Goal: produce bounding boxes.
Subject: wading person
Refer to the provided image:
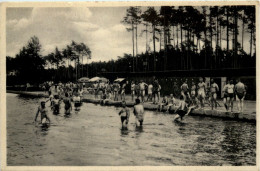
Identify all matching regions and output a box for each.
[34,101,51,127]
[63,93,72,115]
[52,95,61,114]
[133,98,145,127]
[197,77,207,109]
[210,79,219,110]
[235,78,247,113]
[118,101,130,128]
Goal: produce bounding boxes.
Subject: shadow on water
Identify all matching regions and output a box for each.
[120,127,129,136]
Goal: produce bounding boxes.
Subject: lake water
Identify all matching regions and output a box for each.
[7,93,256,166]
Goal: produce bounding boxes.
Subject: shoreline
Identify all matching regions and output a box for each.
[7,90,256,122]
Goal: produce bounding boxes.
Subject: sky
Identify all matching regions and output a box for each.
[6,7,253,63]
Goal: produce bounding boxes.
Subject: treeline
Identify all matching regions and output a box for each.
[121,6,256,71]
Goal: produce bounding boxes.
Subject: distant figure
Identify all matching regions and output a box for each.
[190,81,198,106]
[131,81,136,101]
[210,79,219,110]
[135,82,140,99]
[121,82,126,101]
[147,82,153,102]
[133,98,145,127]
[173,95,195,122]
[226,79,235,112]
[222,81,229,111]
[235,78,247,113]
[63,93,72,115]
[152,79,160,104]
[113,82,120,101]
[197,77,207,109]
[52,95,61,114]
[34,101,51,127]
[118,101,130,128]
[73,93,81,111]
[139,80,148,102]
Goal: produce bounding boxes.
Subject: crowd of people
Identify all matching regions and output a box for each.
[34,77,247,128]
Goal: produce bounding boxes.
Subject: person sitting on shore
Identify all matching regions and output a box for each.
[166,94,176,113]
[173,95,195,122]
[118,101,130,129]
[158,95,168,112]
[34,101,51,127]
[133,98,145,127]
[63,92,72,115]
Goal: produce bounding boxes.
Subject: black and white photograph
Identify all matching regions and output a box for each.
[1,1,258,169]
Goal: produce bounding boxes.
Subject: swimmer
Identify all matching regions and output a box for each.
[63,92,72,115]
[190,81,198,106]
[197,77,207,109]
[121,82,126,101]
[147,82,153,102]
[222,81,229,111]
[34,101,51,127]
[52,95,61,114]
[210,79,219,110]
[235,78,246,113]
[118,101,130,128]
[139,80,148,103]
[173,95,195,122]
[133,98,145,127]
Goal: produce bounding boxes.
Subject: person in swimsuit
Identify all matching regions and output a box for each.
[133,98,145,127]
[197,77,207,109]
[235,78,247,113]
[190,81,198,106]
[34,101,51,127]
[131,81,136,101]
[226,79,235,112]
[73,93,81,111]
[63,93,72,115]
[222,81,229,111]
[139,80,148,103]
[158,95,168,112]
[181,80,190,102]
[210,79,219,110]
[166,94,176,113]
[152,79,160,104]
[147,82,153,102]
[113,82,120,101]
[135,82,140,99]
[173,95,195,122]
[118,101,130,128]
[52,95,61,114]
[121,83,126,101]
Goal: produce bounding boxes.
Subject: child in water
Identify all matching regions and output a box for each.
[118,101,130,128]
[63,93,72,115]
[73,93,81,111]
[173,95,195,122]
[34,101,51,127]
[52,95,61,114]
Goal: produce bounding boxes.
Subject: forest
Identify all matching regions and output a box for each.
[7,6,256,85]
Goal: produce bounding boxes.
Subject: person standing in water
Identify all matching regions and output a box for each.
[131,81,136,101]
[197,77,207,109]
[235,78,247,113]
[34,101,51,127]
[133,98,145,127]
[63,93,72,115]
[73,92,81,111]
[118,101,130,128]
[210,79,219,110]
